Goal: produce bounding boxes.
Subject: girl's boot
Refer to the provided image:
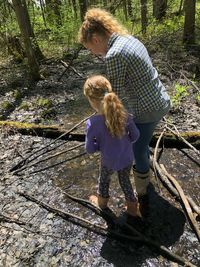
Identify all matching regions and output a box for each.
[125,200,140,217]
[89,195,109,209]
[97,195,109,209]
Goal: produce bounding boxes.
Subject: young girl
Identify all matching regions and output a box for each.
[83,75,140,218]
[79,8,171,216]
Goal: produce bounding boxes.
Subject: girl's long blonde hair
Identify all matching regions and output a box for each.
[79,8,128,44]
[83,75,128,138]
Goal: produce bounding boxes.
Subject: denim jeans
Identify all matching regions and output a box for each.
[133,121,159,173]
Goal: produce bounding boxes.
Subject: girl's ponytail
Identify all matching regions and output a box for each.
[103,92,127,138]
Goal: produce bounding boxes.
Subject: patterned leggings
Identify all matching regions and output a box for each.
[97,164,137,202]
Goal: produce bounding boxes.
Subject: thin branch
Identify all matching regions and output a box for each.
[152,127,166,193]
[150,156,200,217]
[164,122,200,156]
[13,143,84,174]
[160,164,200,242]
[17,191,197,267]
[0,213,32,226]
[10,113,95,172]
[17,152,87,175]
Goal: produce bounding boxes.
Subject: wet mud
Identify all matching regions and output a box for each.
[0,51,200,266]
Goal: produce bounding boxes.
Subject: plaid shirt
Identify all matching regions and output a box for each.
[106,33,170,122]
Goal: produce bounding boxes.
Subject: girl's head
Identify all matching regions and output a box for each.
[79,8,128,56]
[83,75,128,138]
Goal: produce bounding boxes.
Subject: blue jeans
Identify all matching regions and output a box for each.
[133,121,159,173]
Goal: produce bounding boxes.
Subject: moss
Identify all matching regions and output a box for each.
[2,101,13,110]
[19,102,30,111]
[35,98,53,108]
[13,89,22,100]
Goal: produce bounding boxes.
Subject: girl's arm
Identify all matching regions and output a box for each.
[85,119,99,153]
[127,117,140,143]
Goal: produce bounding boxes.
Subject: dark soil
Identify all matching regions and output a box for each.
[0,46,199,266]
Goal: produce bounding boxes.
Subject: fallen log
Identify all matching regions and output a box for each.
[1,120,200,149]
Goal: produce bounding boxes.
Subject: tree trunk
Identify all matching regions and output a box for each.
[12,0,40,80]
[71,0,78,18]
[45,0,62,26]
[127,0,133,21]
[140,0,148,34]
[183,0,196,45]
[153,0,168,20]
[122,0,128,21]
[79,0,87,21]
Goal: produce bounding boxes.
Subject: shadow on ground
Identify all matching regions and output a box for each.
[100,183,186,267]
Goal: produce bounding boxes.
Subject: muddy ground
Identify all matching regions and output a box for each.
[0,46,200,267]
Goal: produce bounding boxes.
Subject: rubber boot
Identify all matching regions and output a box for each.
[133,168,150,217]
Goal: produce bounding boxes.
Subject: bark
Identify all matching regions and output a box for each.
[140,0,148,34]
[79,0,87,21]
[183,0,196,45]
[1,120,200,149]
[12,0,41,80]
[153,0,168,20]
[45,0,62,26]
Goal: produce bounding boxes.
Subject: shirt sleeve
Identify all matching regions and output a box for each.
[85,119,99,154]
[106,53,127,99]
[127,117,140,143]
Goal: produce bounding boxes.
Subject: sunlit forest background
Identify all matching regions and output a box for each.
[0,0,199,77]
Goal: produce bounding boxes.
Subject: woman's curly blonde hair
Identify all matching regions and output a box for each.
[83,75,128,138]
[79,8,129,44]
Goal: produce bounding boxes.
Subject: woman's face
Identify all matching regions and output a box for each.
[84,34,108,56]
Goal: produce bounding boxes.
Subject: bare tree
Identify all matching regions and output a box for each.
[140,0,148,34]
[153,0,168,20]
[12,0,40,80]
[45,0,62,26]
[79,0,87,21]
[183,0,196,45]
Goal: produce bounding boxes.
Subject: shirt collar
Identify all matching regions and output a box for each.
[107,33,119,49]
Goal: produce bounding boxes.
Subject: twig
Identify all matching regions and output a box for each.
[58,46,83,81]
[153,127,166,193]
[26,152,86,175]
[17,191,197,267]
[0,213,32,226]
[150,156,200,217]
[180,71,200,93]
[165,123,200,156]
[13,143,84,174]
[10,113,95,172]
[60,60,85,78]
[160,164,200,242]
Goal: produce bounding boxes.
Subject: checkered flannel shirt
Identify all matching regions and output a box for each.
[106,33,170,120]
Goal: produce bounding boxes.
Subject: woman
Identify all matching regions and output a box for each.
[79,8,171,216]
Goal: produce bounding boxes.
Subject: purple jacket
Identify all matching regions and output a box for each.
[85,114,139,171]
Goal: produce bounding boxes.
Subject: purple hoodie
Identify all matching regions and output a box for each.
[85,114,139,171]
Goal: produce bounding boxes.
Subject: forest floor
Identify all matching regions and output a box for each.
[0,41,200,267]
